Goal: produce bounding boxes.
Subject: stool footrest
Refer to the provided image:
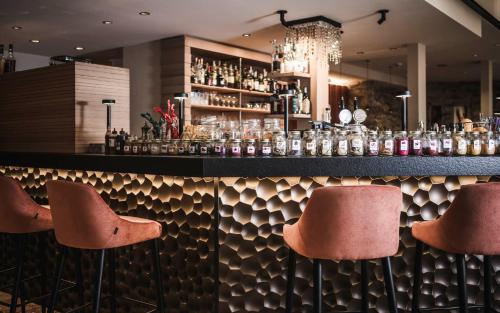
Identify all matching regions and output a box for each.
[419,304,485,311]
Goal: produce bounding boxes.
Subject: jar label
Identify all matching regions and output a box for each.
[429,140,437,151]
[352,139,362,148]
[338,140,348,151]
[189,146,196,153]
[161,145,168,153]
[321,140,331,154]
[443,139,452,149]
[109,139,115,147]
[214,145,221,153]
[262,146,271,154]
[150,147,158,153]
[132,146,139,153]
[306,142,315,150]
[400,140,408,151]
[385,140,393,150]
[124,146,130,152]
[473,140,481,150]
[369,141,378,151]
[201,146,208,154]
[247,146,255,154]
[276,141,286,149]
[413,140,421,150]
[458,140,466,150]
[232,146,241,153]
[292,139,301,150]
[178,147,185,153]
[489,139,495,150]
[142,146,148,152]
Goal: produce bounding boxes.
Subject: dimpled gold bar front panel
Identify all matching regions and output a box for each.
[218,176,500,313]
[0,166,216,313]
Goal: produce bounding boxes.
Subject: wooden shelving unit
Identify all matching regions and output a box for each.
[268,71,311,79]
[191,104,270,114]
[191,83,273,97]
[266,113,311,120]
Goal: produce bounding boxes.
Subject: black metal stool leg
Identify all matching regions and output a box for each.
[109,248,117,313]
[456,254,468,313]
[92,249,106,313]
[484,255,492,313]
[382,256,398,313]
[151,238,165,313]
[48,245,68,313]
[10,234,25,313]
[39,232,48,313]
[285,248,296,313]
[74,249,85,312]
[412,240,423,313]
[313,259,322,313]
[361,260,369,313]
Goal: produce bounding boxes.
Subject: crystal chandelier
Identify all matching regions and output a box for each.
[278,10,343,67]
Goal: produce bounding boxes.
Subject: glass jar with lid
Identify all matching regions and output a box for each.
[394,131,409,156]
[188,140,200,155]
[496,131,500,155]
[468,131,481,156]
[200,140,212,155]
[272,131,287,156]
[243,139,257,157]
[262,118,281,141]
[123,137,132,155]
[199,121,220,140]
[229,139,242,157]
[423,131,438,156]
[242,119,262,141]
[481,131,496,155]
[178,139,189,155]
[379,131,394,156]
[440,131,453,156]
[318,130,332,156]
[287,131,302,156]
[366,130,379,156]
[260,139,272,156]
[220,121,240,140]
[160,140,169,155]
[453,131,467,156]
[409,131,423,156]
[150,139,161,155]
[141,139,150,155]
[132,138,142,155]
[349,130,364,156]
[168,139,180,155]
[303,130,317,156]
[213,139,227,156]
[336,130,349,156]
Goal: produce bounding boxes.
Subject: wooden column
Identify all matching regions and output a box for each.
[310,58,330,121]
[407,43,427,130]
[480,60,493,116]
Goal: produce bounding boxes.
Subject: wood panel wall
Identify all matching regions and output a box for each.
[0,62,130,153]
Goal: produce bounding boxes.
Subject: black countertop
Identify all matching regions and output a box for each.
[0,152,499,177]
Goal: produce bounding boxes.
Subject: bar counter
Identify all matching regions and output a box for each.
[1,152,500,313]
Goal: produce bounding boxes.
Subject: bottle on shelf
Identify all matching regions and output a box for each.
[0,44,5,75]
[5,44,16,73]
[105,126,112,154]
[302,87,311,115]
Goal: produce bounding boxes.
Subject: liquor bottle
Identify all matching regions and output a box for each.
[0,45,5,75]
[272,47,281,73]
[115,128,126,155]
[211,61,217,86]
[205,64,212,86]
[291,80,302,114]
[5,44,16,73]
[108,128,118,155]
[223,63,229,87]
[217,67,225,87]
[234,66,240,89]
[302,87,311,115]
[246,67,253,90]
[258,72,264,92]
[253,69,259,91]
[228,64,235,88]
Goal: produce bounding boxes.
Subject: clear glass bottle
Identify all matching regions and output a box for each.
[272,130,287,156]
[243,139,257,157]
[260,139,272,156]
[409,131,423,156]
[394,131,409,156]
[336,130,349,156]
[229,139,242,157]
[366,130,379,156]
[379,131,394,156]
[349,130,364,156]
[319,130,332,156]
[468,131,481,156]
[423,131,438,156]
[482,131,496,155]
[213,139,227,156]
[287,131,302,156]
[303,130,317,156]
[453,131,467,156]
[440,131,453,156]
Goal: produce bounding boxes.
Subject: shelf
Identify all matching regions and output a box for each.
[268,72,311,79]
[191,83,273,97]
[266,113,312,120]
[191,104,270,114]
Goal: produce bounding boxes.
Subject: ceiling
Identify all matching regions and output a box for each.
[1,0,499,82]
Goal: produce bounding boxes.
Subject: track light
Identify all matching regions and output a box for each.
[377,9,389,25]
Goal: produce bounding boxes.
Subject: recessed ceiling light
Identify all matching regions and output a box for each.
[102,20,113,25]
[29,39,40,43]
[473,53,478,57]
[75,46,85,51]
[139,11,151,16]
[242,33,251,37]
[12,26,22,30]
[495,43,500,47]
[356,51,364,55]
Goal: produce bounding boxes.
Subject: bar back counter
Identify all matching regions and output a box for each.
[1,153,499,313]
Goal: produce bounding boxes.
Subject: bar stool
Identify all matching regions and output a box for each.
[411,182,500,313]
[46,180,166,313]
[0,175,53,313]
[283,185,402,313]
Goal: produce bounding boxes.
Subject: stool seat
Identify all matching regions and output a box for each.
[110,215,162,249]
[0,175,53,233]
[412,182,500,255]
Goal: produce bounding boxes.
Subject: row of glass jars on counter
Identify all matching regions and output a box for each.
[123,129,500,157]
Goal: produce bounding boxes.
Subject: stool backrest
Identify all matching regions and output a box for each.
[296,185,401,260]
[47,180,121,249]
[434,182,500,254]
[0,175,45,233]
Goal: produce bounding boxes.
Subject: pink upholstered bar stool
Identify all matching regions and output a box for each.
[283,185,402,313]
[0,175,53,313]
[411,182,500,313]
[46,180,165,313]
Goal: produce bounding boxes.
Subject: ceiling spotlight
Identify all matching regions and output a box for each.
[75,46,85,51]
[29,39,40,43]
[473,53,478,57]
[377,9,389,25]
[242,33,251,37]
[12,26,22,30]
[496,43,500,47]
[139,11,151,16]
[102,20,113,25]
